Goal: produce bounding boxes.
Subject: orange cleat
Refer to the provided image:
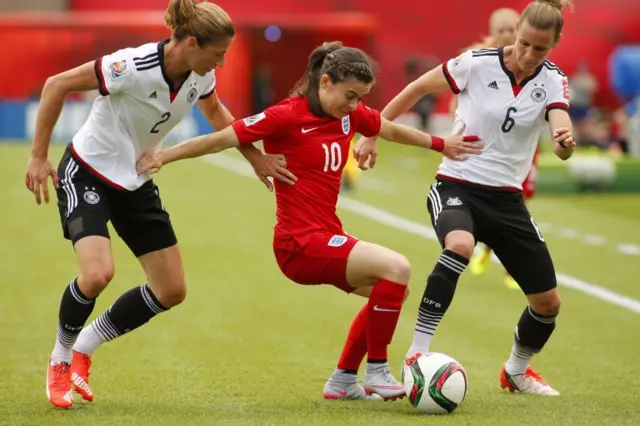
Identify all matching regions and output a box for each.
[46,361,74,408]
[71,351,94,402]
[500,364,559,396]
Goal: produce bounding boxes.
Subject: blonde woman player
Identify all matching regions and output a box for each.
[451,8,541,290]
[26,0,295,408]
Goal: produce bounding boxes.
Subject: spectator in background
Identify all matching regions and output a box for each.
[610,45,640,157]
[569,61,597,139]
[405,56,438,132]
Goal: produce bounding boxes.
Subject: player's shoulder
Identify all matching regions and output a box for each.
[542,59,567,80]
[104,42,160,77]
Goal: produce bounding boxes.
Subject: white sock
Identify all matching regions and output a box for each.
[365,362,389,374]
[50,340,73,364]
[72,324,106,356]
[504,341,535,376]
[331,368,357,384]
[406,332,432,359]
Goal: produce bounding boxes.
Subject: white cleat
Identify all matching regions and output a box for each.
[500,365,560,396]
[323,376,382,400]
[364,363,406,400]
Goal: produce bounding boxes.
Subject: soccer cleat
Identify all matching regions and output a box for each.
[500,364,560,396]
[323,378,382,400]
[504,274,520,290]
[364,364,406,400]
[46,361,74,408]
[469,249,492,276]
[71,351,94,402]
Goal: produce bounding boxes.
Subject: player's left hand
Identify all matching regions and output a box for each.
[553,127,575,149]
[252,153,297,192]
[354,136,378,170]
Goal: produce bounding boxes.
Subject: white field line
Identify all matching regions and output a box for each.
[201,154,640,314]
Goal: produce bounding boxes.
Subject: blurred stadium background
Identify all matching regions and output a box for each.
[1,1,639,424]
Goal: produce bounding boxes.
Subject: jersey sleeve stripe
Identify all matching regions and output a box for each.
[441,63,461,94]
[544,102,569,121]
[94,58,109,96]
[133,52,158,61]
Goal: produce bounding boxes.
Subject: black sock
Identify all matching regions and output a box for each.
[515,305,557,352]
[57,278,96,353]
[414,250,468,341]
[505,306,558,375]
[92,284,167,342]
[366,358,387,364]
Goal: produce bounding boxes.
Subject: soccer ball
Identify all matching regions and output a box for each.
[403,352,468,414]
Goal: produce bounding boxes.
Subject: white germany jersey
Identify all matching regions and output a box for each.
[72,40,216,190]
[439,47,569,190]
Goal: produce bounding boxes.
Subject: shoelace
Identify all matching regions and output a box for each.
[52,363,71,391]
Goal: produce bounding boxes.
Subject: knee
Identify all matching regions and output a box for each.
[79,265,115,298]
[154,279,187,309]
[385,254,412,284]
[531,292,562,317]
[444,231,475,259]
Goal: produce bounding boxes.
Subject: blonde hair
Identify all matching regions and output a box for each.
[462,8,520,51]
[165,0,235,45]
[521,0,574,41]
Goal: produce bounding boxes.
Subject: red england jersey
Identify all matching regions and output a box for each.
[232,97,381,238]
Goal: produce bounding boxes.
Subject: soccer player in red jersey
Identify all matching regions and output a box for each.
[137,41,482,400]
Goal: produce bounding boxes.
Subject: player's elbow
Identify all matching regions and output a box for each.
[42,75,70,97]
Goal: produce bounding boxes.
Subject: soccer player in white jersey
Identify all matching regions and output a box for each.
[356,0,575,396]
[24,0,296,409]
[450,8,538,290]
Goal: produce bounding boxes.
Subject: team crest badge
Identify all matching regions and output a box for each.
[531,87,546,103]
[83,190,100,205]
[109,60,130,80]
[341,115,350,135]
[328,235,348,247]
[446,197,462,206]
[243,112,266,126]
[187,87,198,103]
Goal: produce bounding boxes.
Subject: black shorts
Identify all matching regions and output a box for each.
[426,178,556,295]
[56,144,177,257]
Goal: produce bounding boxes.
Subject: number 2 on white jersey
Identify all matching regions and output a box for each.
[322,142,342,172]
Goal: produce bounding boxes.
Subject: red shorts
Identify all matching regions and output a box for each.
[273,232,359,293]
[522,148,540,200]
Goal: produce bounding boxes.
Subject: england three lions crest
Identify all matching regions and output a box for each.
[342,115,350,135]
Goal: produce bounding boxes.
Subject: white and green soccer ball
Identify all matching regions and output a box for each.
[403,352,468,414]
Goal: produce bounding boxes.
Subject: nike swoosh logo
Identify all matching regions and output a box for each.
[301,127,318,134]
[373,305,399,312]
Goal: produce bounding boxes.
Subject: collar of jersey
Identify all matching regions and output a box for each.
[157,39,192,94]
[498,46,544,88]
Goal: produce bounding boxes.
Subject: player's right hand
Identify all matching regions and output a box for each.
[443,124,483,161]
[136,152,163,175]
[25,155,59,205]
[354,136,378,170]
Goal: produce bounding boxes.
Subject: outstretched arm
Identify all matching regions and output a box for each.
[376,118,482,161]
[136,126,243,175]
[198,92,264,164]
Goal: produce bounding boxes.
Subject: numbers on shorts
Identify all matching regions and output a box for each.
[150,112,171,134]
[322,142,342,172]
[501,107,517,133]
